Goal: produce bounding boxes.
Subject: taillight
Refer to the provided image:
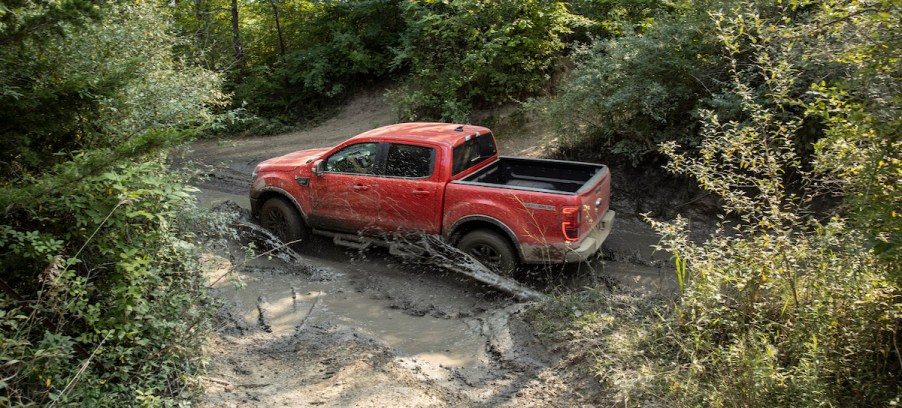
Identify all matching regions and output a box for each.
[561,206,580,241]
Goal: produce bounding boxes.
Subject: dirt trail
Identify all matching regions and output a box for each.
[187,90,678,407]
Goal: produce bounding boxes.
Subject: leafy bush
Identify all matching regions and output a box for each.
[0,157,215,406]
[0,3,225,174]
[216,0,405,122]
[537,2,900,405]
[804,0,901,277]
[391,0,587,122]
[543,6,725,164]
[0,3,226,405]
[569,0,675,38]
[647,4,899,405]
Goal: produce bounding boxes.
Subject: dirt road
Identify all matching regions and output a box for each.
[186,90,677,407]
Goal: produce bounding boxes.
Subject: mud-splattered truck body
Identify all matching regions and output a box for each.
[250,122,614,271]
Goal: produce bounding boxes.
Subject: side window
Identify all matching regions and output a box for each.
[384,143,436,178]
[325,143,378,174]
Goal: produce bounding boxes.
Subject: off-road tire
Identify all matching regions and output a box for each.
[457,229,518,277]
[259,197,308,249]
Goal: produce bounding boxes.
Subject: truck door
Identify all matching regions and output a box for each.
[370,142,443,235]
[308,142,380,233]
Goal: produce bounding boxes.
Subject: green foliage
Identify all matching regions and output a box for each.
[244,0,405,120]
[0,0,106,44]
[636,3,900,405]
[0,2,226,174]
[545,0,838,165]
[538,1,900,405]
[0,2,226,405]
[389,0,588,122]
[166,0,678,126]
[180,0,587,123]
[168,0,405,124]
[569,0,675,38]
[0,158,215,406]
[804,0,901,275]
[281,1,404,96]
[544,7,723,164]
[649,218,898,406]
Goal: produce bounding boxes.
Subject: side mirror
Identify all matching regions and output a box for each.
[312,159,325,176]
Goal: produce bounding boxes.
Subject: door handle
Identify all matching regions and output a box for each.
[353,185,369,191]
[412,190,430,196]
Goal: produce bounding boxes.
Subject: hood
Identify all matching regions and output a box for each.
[255,148,330,173]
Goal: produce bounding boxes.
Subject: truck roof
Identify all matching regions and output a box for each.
[347,122,492,147]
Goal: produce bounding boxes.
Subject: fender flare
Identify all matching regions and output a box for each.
[254,186,309,222]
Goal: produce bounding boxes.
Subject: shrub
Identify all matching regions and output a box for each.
[543,6,724,165]
[0,156,215,406]
[0,3,225,174]
[539,2,900,405]
[391,0,587,122]
[642,4,901,405]
[0,3,226,405]
[223,0,405,122]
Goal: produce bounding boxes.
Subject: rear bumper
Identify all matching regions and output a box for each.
[520,210,615,264]
[564,210,615,262]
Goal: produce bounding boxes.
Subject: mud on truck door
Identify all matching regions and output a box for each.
[369,142,443,234]
[309,142,380,232]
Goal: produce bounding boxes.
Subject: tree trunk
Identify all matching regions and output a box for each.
[193,0,212,66]
[268,0,286,58]
[230,0,245,80]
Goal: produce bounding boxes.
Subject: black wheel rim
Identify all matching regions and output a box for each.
[262,207,289,242]
[467,243,503,270]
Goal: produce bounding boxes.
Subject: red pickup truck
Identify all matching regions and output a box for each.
[250,123,614,274]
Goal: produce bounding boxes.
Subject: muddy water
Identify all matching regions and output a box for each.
[197,188,490,368]
[212,270,487,367]
[194,188,250,209]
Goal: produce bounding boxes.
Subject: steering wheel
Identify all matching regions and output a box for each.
[356,154,372,168]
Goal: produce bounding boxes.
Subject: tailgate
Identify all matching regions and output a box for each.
[577,166,611,237]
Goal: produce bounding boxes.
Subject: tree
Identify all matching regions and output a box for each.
[544,6,723,164]
[231,0,245,79]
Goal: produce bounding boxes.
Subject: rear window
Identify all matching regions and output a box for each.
[452,133,497,175]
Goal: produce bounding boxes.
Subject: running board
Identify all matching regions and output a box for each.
[313,229,374,250]
[333,235,372,250]
[388,243,427,258]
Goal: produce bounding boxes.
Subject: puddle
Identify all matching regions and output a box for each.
[195,187,489,368]
[194,188,250,210]
[212,269,487,368]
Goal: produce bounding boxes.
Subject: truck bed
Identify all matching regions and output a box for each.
[454,156,605,194]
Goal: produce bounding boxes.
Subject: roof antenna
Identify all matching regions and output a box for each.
[454,125,465,132]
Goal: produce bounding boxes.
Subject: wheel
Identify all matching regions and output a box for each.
[457,229,518,276]
[259,197,308,248]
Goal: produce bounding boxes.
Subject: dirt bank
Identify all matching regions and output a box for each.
[185,90,679,407]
